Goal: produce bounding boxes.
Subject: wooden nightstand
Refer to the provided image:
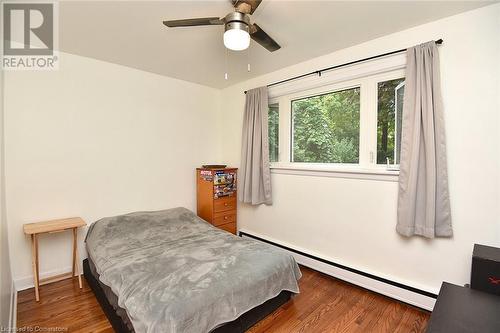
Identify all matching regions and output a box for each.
[23,217,86,301]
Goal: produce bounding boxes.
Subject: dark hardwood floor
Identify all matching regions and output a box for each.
[17,266,429,332]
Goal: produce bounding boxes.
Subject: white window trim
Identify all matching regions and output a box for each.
[268,55,406,181]
[268,53,406,99]
[270,163,399,182]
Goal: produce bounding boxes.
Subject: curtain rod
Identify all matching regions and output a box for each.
[244,39,443,94]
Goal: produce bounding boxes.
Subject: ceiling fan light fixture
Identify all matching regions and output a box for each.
[223,21,250,51]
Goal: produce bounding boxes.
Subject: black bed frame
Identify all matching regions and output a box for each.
[83,259,291,333]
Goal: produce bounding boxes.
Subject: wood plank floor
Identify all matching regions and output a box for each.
[18,266,429,332]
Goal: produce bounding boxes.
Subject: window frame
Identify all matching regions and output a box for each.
[393,80,406,165]
[269,68,405,180]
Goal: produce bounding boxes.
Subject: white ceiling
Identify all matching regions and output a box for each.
[60,1,495,88]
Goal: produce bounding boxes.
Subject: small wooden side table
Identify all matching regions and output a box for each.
[23,217,86,301]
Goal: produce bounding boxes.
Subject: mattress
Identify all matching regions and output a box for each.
[84,257,293,333]
[85,207,301,333]
[87,255,135,331]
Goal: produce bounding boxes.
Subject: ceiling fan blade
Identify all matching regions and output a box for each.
[250,23,280,52]
[163,17,223,28]
[231,0,262,15]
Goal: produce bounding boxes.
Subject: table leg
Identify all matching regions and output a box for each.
[31,234,40,301]
[72,228,76,277]
[72,228,82,289]
[35,235,39,284]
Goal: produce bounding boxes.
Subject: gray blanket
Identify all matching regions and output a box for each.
[85,207,301,333]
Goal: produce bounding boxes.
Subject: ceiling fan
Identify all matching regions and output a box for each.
[163,0,280,52]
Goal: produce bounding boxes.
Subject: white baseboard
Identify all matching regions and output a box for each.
[14,266,73,291]
[240,230,436,311]
[9,280,17,329]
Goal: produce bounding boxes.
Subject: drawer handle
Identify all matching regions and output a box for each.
[224,203,228,206]
[224,216,228,220]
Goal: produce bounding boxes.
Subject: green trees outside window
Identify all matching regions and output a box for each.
[291,87,360,163]
[268,103,279,162]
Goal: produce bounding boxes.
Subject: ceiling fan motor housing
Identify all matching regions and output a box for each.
[223,11,250,33]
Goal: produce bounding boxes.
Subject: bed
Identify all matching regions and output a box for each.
[84,207,301,333]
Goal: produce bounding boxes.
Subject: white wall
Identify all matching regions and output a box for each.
[4,52,221,288]
[220,4,500,294]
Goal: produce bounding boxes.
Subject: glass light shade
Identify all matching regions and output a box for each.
[223,28,250,51]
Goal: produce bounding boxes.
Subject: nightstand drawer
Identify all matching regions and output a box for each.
[214,197,237,213]
[213,210,236,226]
[218,222,236,235]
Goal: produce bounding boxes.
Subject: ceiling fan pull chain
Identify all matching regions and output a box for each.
[247,41,251,72]
[225,48,229,80]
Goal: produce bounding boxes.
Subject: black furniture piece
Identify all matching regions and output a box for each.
[426,282,500,332]
[471,244,500,295]
[83,259,292,333]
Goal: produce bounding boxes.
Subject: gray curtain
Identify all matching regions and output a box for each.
[396,41,452,238]
[239,86,272,205]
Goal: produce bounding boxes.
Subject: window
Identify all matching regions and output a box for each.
[377,78,405,164]
[268,103,279,162]
[291,87,360,163]
[266,62,405,176]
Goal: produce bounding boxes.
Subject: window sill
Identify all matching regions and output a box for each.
[270,163,399,182]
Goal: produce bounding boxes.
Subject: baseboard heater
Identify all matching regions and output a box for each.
[239,231,437,311]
